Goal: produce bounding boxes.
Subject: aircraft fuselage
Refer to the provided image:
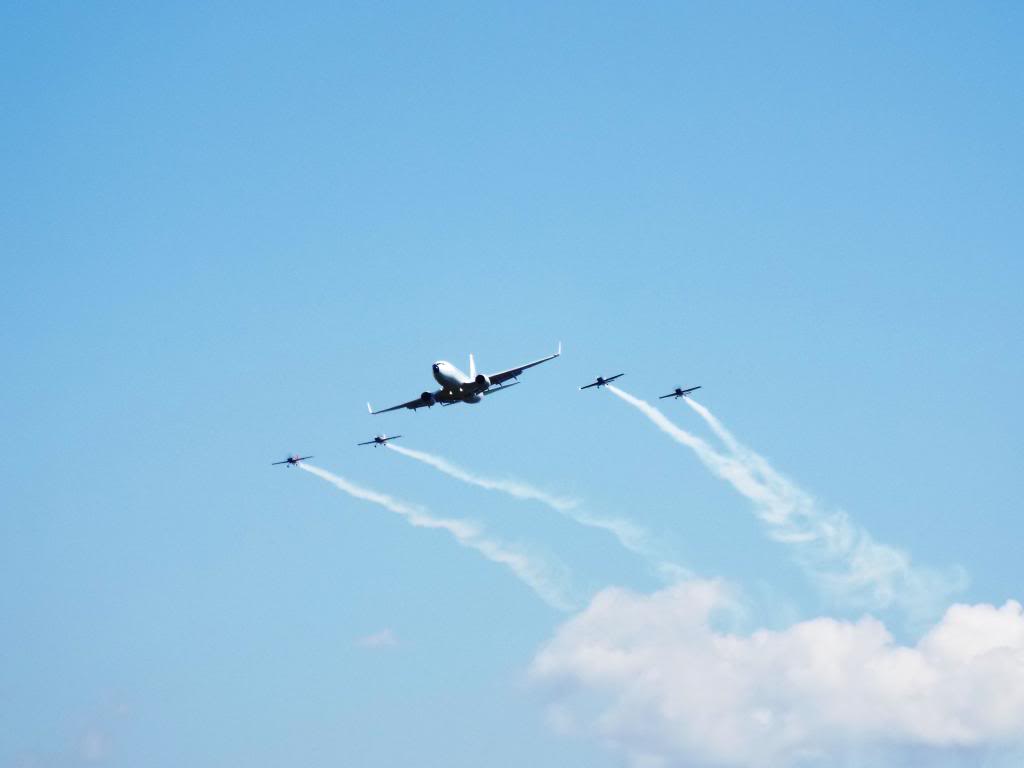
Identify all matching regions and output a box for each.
[369,344,558,415]
[432,361,482,403]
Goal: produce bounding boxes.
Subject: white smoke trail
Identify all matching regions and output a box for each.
[299,463,576,611]
[682,396,803,505]
[387,443,577,510]
[606,386,777,507]
[681,396,744,456]
[607,386,965,619]
[386,443,690,581]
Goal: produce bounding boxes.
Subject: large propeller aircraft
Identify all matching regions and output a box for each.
[367,343,561,415]
[579,373,624,390]
[272,454,313,467]
[659,385,702,399]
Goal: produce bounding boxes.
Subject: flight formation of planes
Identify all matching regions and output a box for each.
[273,343,700,466]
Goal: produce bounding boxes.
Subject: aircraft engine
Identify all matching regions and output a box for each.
[474,374,491,391]
[420,391,436,406]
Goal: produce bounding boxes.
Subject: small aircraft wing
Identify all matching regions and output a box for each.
[486,343,561,387]
[357,439,377,446]
[581,373,624,390]
[273,455,313,465]
[660,385,702,399]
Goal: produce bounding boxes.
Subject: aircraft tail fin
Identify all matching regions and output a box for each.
[469,353,476,379]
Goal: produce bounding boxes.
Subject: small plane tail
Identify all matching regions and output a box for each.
[469,353,476,379]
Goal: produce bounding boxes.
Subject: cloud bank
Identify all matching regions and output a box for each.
[532,581,1024,768]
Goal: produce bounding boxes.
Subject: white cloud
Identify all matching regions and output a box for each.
[531,581,1024,767]
[356,629,399,649]
[79,727,106,763]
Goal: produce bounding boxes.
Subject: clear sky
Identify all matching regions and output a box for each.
[2,3,1022,766]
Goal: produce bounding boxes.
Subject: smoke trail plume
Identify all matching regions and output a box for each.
[299,463,575,611]
[607,386,964,619]
[606,386,772,504]
[386,443,690,580]
[387,443,577,510]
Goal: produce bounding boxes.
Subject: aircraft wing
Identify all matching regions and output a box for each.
[271,460,289,465]
[486,343,561,387]
[482,382,519,396]
[368,397,429,415]
[581,374,625,390]
[368,391,456,415]
[357,440,376,446]
[297,456,313,461]
[661,386,701,399]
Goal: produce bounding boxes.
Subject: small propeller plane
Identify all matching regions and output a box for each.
[580,373,624,390]
[368,343,561,415]
[272,454,313,467]
[659,385,702,400]
[358,434,402,447]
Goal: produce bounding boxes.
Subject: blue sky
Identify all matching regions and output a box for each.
[2,3,1022,766]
